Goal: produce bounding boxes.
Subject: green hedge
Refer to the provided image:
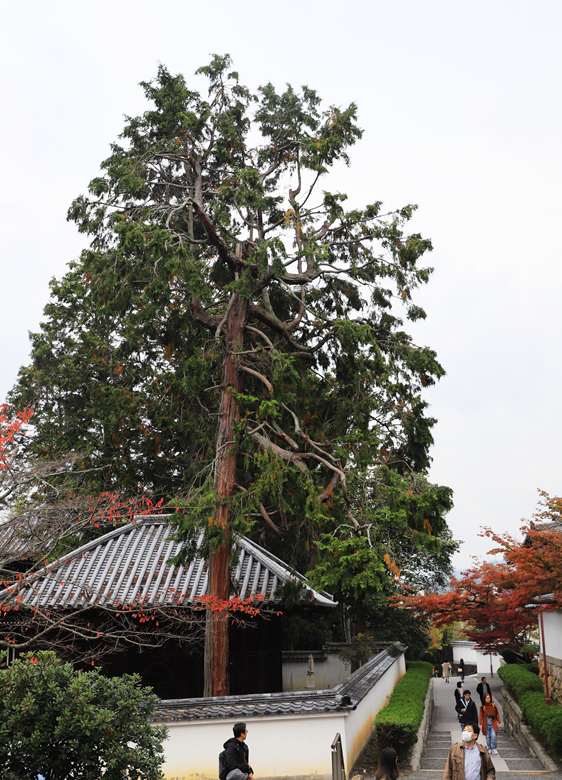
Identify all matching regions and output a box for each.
[373,661,432,760]
[497,664,544,699]
[498,664,562,758]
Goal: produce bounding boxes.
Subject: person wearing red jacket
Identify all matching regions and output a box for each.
[479,693,501,755]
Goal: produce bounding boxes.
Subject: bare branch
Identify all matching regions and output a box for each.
[239,366,273,396]
[259,503,283,537]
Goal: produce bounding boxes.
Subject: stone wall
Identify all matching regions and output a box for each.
[538,655,562,705]
[501,687,558,771]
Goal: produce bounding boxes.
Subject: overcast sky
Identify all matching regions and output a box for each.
[2,0,561,571]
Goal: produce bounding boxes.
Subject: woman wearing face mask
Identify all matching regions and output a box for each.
[443,723,496,780]
[479,693,501,755]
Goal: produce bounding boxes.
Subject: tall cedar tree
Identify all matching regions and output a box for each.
[12,57,452,694]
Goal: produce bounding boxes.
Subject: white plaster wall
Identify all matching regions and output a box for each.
[452,642,501,675]
[542,610,562,662]
[342,652,406,770]
[452,642,478,666]
[282,653,351,691]
[156,650,406,780]
[158,712,345,780]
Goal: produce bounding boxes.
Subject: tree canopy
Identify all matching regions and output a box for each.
[10,55,454,691]
[397,492,562,654]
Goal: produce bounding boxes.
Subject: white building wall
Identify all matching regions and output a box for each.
[343,651,406,769]
[160,712,345,780]
[156,649,406,780]
[541,610,562,662]
[452,641,502,675]
[282,653,351,691]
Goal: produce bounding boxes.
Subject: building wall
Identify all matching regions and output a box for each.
[541,610,562,662]
[344,650,406,770]
[156,647,406,780]
[282,652,351,691]
[539,609,562,705]
[451,642,502,675]
[102,617,282,699]
[161,712,345,780]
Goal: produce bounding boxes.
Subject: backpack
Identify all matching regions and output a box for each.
[219,749,228,780]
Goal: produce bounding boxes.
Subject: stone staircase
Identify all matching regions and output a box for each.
[418,729,546,773]
[419,732,453,771]
[493,731,545,772]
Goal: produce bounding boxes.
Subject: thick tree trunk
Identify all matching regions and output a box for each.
[203,292,248,697]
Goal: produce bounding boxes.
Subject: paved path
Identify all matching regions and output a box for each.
[403,673,561,780]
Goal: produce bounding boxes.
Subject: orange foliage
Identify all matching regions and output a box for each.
[395,492,562,653]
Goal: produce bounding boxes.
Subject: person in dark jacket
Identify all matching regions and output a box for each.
[456,690,478,730]
[476,677,491,704]
[454,681,463,708]
[223,722,254,780]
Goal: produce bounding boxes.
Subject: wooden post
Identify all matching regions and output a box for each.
[539,610,551,706]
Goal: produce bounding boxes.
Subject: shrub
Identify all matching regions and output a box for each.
[0,651,167,780]
[499,663,562,759]
[373,660,432,760]
[497,664,543,699]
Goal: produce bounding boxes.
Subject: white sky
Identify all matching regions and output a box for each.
[2,0,561,571]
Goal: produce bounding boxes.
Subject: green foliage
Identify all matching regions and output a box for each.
[499,664,562,758]
[9,56,454,637]
[421,643,454,667]
[339,632,374,667]
[497,663,544,698]
[519,691,562,757]
[281,609,342,650]
[373,660,432,760]
[0,651,166,779]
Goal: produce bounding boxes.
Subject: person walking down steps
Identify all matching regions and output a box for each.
[443,723,496,780]
[454,681,463,708]
[456,690,478,731]
[479,693,501,756]
[442,661,452,682]
[476,677,491,704]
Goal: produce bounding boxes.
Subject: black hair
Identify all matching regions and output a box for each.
[463,689,471,696]
[457,682,463,689]
[233,723,246,738]
[375,747,399,780]
[464,722,480,737]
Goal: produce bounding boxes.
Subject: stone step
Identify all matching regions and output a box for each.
[420,758,449,770]
[503,759,545,771]
[496,748,533,757]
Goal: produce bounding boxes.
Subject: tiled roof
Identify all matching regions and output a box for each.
[0,516,53,561]
[0,516,335,609]
[155,642,407,721]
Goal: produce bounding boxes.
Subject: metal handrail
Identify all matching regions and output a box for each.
[331,732,346,780]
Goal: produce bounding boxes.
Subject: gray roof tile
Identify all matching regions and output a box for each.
[154,642,407,720]
[0,516,335,609]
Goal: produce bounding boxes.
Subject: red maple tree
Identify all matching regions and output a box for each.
[396,492,562,653]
